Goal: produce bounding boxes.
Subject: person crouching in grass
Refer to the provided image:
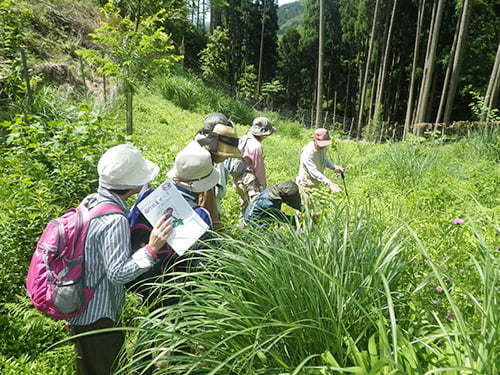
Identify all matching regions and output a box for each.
[243,181,302,228]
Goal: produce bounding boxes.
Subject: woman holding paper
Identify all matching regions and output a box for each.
[127,141,219,306]
[69,144,173,375]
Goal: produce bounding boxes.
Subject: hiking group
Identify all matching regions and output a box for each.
[26,112,345,375]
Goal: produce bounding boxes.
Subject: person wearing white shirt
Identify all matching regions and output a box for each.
[296,128,344,207]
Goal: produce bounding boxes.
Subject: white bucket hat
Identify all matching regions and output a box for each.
[167,141,220,193]
[98,144,159,189]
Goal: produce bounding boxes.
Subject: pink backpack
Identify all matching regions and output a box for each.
[26,201,123,320]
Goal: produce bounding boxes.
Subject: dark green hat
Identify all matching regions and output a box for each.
[269,181,301,210]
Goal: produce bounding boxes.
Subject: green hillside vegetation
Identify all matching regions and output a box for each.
[278,1,304,35]
[1,71,498,373]
[0,0,499,373]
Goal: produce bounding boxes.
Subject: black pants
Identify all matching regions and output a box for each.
[72,318,124,375]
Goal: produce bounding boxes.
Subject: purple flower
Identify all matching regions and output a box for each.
[434,300,442,306]
[458,269,465,274]
[447,310,455,319]
[452,218,464,225]
[435,285,444,292]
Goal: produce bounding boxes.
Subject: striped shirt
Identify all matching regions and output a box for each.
[69,187,155,326]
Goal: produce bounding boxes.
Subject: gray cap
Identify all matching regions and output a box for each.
[249,117,276,137]
[203,112,231,132]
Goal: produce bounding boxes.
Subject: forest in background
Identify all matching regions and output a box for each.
[1,0,499,140]
[0,0,498,373]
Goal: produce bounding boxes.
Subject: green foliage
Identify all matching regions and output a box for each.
[0,0,33,107]
[0,297,69,358]
[78,2,180,88]
[200,26,230,84]
[119,209,411,374]
[0,107,124,303]
[260,79,285,110]
[155,72,256,125]
[237,64,258,101]
[467,89,500,122]
[459,125,500,163]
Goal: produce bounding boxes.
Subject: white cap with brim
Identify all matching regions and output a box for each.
[167,141,220,193]
[98,144,159,190]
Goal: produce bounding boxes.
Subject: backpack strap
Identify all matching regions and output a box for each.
[89,202,125,218]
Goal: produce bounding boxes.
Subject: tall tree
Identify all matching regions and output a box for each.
[404,0,426,137]
[315,0,325,128]
[482,39,500,121]
[414,0,444,128]
[442,0,471,124]
[373,0,398,124]
[356,0,380,138]
[435,4,460,125]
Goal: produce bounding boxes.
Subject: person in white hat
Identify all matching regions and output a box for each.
[195,120,242,230]
[231,116,276,219]
[69,144,173,375]
[167,141,220,227]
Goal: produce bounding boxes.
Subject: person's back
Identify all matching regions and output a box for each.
[69,144,173,375]
[233,117,275,221]
[244,181,302,228]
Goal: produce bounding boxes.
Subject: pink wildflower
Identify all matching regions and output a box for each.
[452,218,464,225]
[434,300,442,306]
[435,285,444,292]
[458,269,465,274]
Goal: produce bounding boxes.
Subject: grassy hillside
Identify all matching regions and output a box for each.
[123,78,499,373]
[0,71,498,373]
[1,0,498,373]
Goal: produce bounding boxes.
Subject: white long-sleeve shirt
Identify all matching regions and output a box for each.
[296,141,336,187]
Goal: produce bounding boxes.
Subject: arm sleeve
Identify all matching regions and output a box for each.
[301,151,331,185]
[99,216,154,285]
[326,158,337,170]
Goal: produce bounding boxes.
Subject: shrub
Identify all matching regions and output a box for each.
[0,108,124,303]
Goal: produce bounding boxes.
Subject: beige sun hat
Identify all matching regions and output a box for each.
[212,124,242,158]
[98,144,159,189]
[167,142,220,193]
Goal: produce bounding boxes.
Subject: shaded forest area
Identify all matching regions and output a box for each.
[184,0,500,139]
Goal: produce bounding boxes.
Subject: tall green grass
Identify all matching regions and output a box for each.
[118,208,412,374]
[118,207,498,374]
[154,73,255,125]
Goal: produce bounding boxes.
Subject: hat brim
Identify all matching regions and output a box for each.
[167,167,220,193]
[215,147,242,159]
[249,125,276,137]
[315,139,332,147]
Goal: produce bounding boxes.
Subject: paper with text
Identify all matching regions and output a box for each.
[137,181,208,256]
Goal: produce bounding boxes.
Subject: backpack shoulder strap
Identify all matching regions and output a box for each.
[89,202,125,219]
